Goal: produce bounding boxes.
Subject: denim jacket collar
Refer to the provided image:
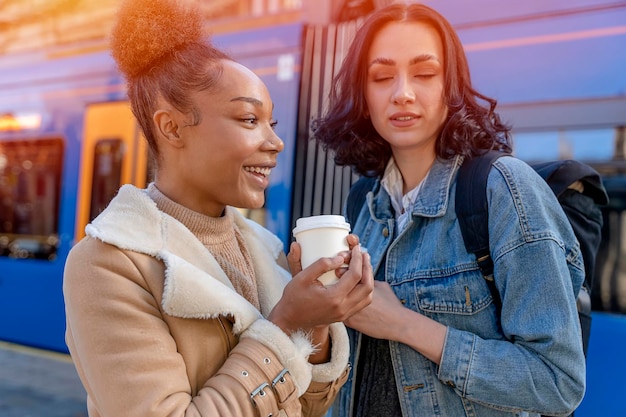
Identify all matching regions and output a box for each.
[369,155,463,221]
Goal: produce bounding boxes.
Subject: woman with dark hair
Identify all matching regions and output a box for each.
[62,0,373,416]
[312,3,585,417]
[314,3,511,178]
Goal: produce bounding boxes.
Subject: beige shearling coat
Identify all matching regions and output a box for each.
[63,184,350,417]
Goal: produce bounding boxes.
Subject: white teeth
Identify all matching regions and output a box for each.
[244,166,271,177]
[394,116,414,121]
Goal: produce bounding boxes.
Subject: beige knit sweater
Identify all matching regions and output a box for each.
[147,184,260,309]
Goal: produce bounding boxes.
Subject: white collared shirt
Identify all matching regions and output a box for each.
[380,158,429,234]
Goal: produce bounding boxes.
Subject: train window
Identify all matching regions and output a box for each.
[0,137,64,260]
[89,138,124,222]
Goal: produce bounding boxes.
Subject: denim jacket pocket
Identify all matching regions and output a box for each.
[415,271,502,338]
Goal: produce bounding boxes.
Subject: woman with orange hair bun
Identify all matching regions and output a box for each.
[62,1,373,416]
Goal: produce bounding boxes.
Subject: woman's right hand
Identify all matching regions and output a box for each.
[268,236,374,335]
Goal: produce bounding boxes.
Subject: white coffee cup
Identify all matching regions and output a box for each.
[292,215,351,286]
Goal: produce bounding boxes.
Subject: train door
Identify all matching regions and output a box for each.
[75,102,148,241]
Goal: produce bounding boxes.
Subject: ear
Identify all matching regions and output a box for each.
[153,109,184,148]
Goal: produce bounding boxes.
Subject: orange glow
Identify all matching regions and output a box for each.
[0,113,42,132]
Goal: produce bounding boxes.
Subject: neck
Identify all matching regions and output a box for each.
[393,151,436,194]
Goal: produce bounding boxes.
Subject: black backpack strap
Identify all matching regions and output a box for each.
[346,176,377,225]
[455,150,507,312]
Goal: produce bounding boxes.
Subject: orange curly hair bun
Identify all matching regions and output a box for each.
[110,0,204,79]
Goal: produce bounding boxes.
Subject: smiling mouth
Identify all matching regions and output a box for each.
[244,166,271,177]
[392,116,416,121]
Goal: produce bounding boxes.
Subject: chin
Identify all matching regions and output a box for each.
[242,197,265,210]
[250,201,266,210]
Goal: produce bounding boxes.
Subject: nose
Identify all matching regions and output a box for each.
[266,130,284,153]
[392,76,415,105]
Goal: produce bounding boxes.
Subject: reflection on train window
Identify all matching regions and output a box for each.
[89,138,124,222]
[0,138,63,260]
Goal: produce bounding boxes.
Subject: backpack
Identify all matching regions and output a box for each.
[345,151,609,359]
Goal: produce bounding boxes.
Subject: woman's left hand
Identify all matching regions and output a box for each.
[345,280,447,365]
[343,280,405,340]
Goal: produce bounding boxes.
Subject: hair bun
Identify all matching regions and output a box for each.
[110,0,204,79]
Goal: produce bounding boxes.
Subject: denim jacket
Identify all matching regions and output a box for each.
[334,155,586,417]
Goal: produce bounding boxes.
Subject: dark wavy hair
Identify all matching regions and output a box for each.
[311,3,512,177]
[110,0,229,162]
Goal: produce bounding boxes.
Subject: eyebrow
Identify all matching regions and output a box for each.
[230,96,263,106]
[231,96,276,111]
[369,54,440,68]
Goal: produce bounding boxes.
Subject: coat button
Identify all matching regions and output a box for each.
[445,380,456,387]
[382,227,389,237]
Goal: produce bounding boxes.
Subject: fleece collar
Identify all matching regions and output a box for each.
[85,184,291,335]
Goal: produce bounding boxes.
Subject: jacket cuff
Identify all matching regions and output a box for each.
[241,319,314,396]
[241,320,351,395]
[311,322,350,383]
[437,326,471,394]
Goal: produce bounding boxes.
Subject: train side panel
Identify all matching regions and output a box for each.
[0,45,125,351]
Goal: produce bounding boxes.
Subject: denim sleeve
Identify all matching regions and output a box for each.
[438,157,586,416]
